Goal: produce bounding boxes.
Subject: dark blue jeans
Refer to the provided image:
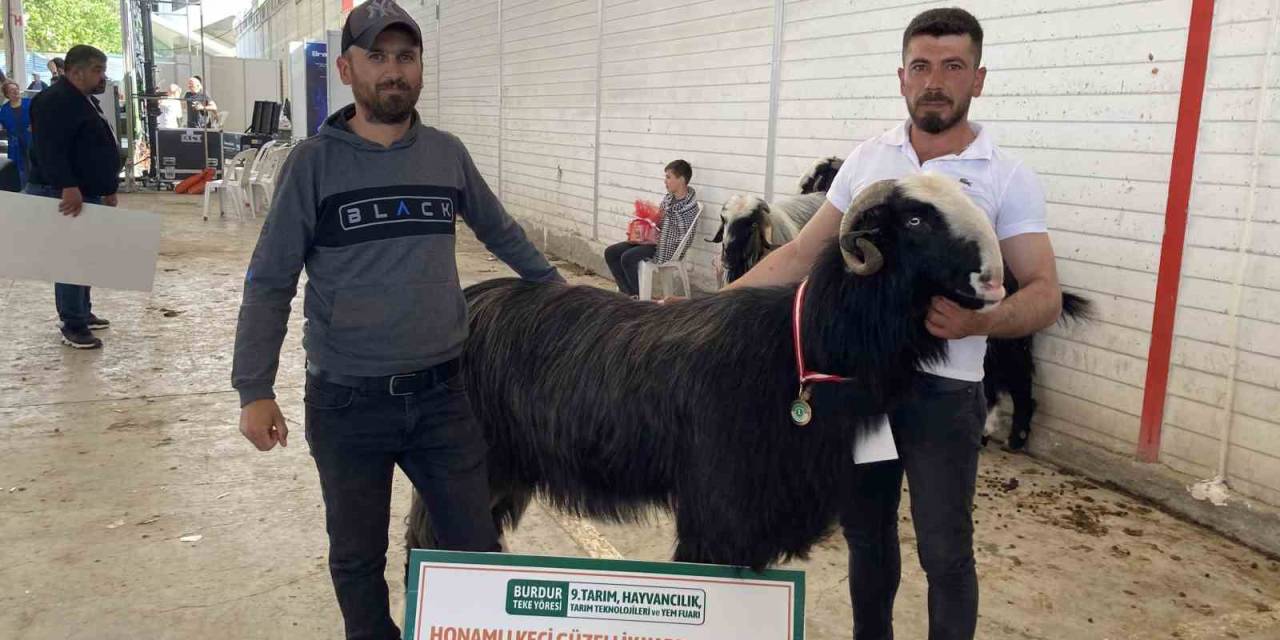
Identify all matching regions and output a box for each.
[604,241,655,296]
[25,183,102,331]
[304,370,499,640]
[841,374,986,640]
[6,143,29,189]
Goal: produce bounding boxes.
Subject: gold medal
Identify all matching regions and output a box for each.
[790,399,812,426]
[791,385,813,426]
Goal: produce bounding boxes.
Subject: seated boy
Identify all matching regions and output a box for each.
[604,159,699,297]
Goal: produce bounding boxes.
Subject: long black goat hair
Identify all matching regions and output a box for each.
[407,175,1004,571]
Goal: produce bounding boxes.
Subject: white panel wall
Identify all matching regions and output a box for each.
[774,0,1182,479]
[205,56,283,133]
[239,0,344,61]
[596,0,775,282]
[234,0,1280,510]
[982,1,1185,462]
[500,0,600,239]
[438,0,503,186]
[1164,0,1280,506]
[404,1,442,126]
[326,30,355,117]
[245,59,284,110]
[208,57,249,132]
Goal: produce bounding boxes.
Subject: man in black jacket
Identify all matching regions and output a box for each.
[26,45,121,349]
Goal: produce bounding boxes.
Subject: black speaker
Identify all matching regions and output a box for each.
[248,100,266,134]
[267,102,282,135]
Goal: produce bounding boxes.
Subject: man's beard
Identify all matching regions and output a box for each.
[908,92,970,134]
[353,78,421,124]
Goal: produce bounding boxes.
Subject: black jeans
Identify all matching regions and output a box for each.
[304,370,499,640]
[26,183,100,331]
[841,374,986,640]
[604,241,655,296]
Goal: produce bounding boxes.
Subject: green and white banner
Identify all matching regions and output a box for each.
[404,551,805,640]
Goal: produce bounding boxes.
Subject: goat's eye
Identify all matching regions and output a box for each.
[907,217,922,227]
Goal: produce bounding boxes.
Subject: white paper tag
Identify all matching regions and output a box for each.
[853,415,898,464]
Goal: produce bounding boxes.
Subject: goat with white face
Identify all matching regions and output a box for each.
[711,157,844,284]
[715,171,1093,451]
[712,192,826,284]
[406,174,1008,571]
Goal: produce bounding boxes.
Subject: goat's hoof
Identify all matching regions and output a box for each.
[981,435,990,447]
[1006,430,1029,451]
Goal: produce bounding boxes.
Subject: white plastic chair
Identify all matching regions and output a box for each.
[245,141,278,215]
[637,202,703,301]
[249,144,291,213]
[234,148,261,218]
[202,148,258,221]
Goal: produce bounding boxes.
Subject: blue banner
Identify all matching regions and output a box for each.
[304,41,329,136]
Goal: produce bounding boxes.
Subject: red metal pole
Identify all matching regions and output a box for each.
[1138,0,1217,463]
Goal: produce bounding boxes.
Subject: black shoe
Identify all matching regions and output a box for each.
[61,326,103,350]
[87,315,110,331]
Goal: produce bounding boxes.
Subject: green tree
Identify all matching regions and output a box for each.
[24,0,123,55]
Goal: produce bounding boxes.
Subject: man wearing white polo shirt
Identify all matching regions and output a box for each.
[727,8,1063,640]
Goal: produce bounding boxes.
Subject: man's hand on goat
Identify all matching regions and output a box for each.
[926,296,994,340]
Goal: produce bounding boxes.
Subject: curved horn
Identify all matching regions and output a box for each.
[840,180,895,274]
[846,237,883,275]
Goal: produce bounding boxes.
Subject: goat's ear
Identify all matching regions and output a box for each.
[709,223,724,243]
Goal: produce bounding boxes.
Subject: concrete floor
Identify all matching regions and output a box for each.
[1,191,1278,639]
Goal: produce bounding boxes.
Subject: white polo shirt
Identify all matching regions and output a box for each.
[826,120,1048,382]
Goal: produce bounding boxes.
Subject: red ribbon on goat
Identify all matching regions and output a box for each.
[790,278,850,426]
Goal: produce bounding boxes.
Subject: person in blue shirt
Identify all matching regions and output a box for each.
[27,73,50,92]
[0,80,33,188]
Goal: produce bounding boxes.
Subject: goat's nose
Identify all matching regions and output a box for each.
[979,271,1003,289]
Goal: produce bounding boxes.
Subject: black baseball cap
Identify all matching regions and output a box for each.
[341,0,423,53]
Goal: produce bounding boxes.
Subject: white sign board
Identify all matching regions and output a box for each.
[405,551,805,640]
[0,191,162,291]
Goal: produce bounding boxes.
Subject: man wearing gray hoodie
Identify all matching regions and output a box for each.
[231,3,562,638]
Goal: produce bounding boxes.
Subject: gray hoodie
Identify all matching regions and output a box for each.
[232,106,562,406]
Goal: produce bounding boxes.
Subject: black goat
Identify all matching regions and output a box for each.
[407,175,1007,570]
[982,273,1093,449]
[714,183,1094,452]
[798,156,844,194]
